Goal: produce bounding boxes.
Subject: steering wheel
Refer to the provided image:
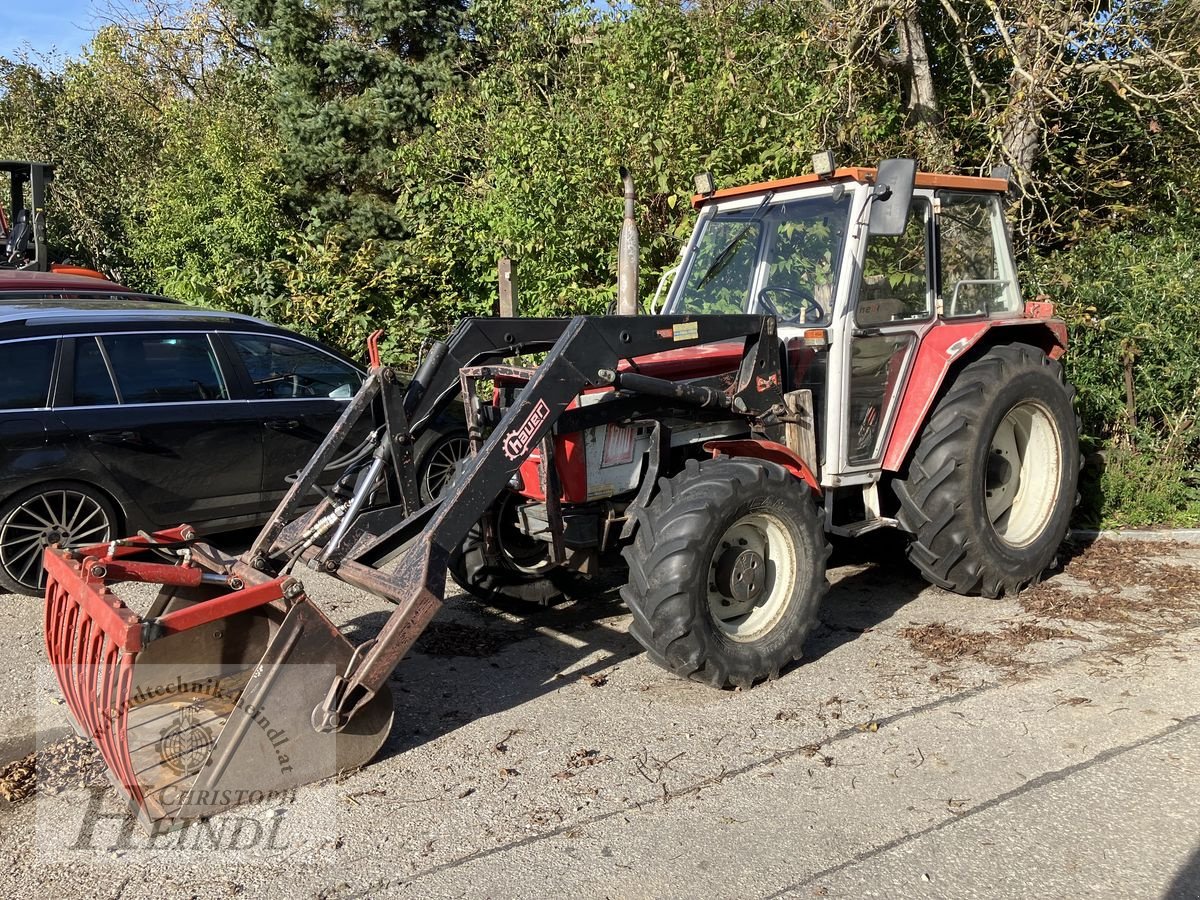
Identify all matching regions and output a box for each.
[756,286,826,325]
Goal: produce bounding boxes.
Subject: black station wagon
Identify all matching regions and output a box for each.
[0,273,467,595]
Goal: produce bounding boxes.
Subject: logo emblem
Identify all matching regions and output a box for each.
[156,703,215,776]
[502,399,551,461]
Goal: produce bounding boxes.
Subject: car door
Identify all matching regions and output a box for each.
[218,332,368,503]
[54,331,266,529]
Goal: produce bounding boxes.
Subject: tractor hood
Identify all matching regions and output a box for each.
[619,339,745,382]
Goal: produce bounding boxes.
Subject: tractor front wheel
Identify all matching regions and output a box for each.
[894,342,1080,597]
[621,456,828,689]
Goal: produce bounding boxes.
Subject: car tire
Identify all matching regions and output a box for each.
[414,427,470,505]
[0,481,119,596]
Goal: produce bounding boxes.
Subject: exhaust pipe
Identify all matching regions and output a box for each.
[616,167,639,315]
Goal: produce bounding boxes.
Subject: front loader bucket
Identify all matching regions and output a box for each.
[41,529,392,832]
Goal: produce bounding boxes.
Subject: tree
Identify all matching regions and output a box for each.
[831,0,1200,242]
[226,0,466,247]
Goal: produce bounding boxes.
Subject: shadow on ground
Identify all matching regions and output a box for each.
[1165,843,1200,898]
[336,530,930,762]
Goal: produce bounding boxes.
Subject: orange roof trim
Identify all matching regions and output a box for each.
[691,167,1009,208]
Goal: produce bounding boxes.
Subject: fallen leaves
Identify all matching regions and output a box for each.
[0,735,106,805]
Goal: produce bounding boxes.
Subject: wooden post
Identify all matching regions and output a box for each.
[498,257,518,318]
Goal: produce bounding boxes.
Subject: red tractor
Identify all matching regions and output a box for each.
[42,158,1078,830]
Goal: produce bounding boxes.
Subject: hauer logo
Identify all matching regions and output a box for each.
[502,399,551,460]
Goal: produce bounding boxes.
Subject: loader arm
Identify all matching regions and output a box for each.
[37,312,784,832]
[294,313,782,730]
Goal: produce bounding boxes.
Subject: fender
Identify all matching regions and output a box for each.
[881,316,1068,472]
[702,439,822,494]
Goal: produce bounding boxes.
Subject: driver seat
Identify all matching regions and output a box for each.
[5,209,31,262]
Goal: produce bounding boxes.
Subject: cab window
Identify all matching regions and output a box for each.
[938,193,1021,317]
[856,198,933,326]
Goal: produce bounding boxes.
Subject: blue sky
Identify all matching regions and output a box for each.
[0,2,99,59]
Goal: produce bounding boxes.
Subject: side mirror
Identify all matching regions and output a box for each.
[867,158,917,237]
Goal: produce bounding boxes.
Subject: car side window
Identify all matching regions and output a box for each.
[0,339,56,410]
[229,335,362,400]
[73,337,118,406]
[102,333,229,404]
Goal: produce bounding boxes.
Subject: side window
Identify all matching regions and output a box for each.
[938,193,1020,317]
[102,333,229,404]
[72,337,118,406]
[229,335,362,400]
[0,339,55,410]
[760,195,851,324]
[857,198,932,326]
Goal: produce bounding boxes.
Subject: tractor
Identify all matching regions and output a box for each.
[41,157,1079,831]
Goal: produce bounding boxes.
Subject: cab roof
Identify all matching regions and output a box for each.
[692,167,1009,209]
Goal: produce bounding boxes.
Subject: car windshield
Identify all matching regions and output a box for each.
[670,192,852,325]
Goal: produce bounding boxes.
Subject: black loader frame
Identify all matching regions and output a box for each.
[248,313,786,731]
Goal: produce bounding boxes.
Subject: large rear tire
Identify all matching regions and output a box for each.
[621,456,828,689]
[893,342,1080,597]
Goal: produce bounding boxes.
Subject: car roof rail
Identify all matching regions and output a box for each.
[0,289,182,303]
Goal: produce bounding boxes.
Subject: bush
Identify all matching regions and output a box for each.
[1026,216,1200,527]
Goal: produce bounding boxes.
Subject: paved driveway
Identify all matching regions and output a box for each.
[1,535,1198,898]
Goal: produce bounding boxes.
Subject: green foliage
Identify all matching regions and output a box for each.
[1026,217,1200,526]
[3,0,1200,524]
[227,0,464,245]
[128,68,286,304]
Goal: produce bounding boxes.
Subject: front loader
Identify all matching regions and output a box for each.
[42,158,1080,830]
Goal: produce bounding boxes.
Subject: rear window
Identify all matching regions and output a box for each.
[102,333,229,404]
[0,339,56,410]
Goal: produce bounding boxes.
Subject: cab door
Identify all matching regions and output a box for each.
[839,195,936,472]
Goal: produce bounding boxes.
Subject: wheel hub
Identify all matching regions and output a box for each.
[714,547,765,603]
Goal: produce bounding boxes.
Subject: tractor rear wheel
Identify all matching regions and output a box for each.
[621,456,828,689]
[894,342,1079,597]
[448,494,586,606]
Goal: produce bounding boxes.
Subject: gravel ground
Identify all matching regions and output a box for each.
[1,533,1199,899]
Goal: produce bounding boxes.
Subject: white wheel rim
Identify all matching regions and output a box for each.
[0,490,112,591]
[707,511,798,642]
[985,400,1062,547]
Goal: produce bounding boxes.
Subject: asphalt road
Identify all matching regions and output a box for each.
[1,533,1198,899]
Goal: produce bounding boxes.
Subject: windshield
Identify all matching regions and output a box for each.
[670,192,852,325]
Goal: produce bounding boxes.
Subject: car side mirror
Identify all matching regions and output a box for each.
[867,159,918,237]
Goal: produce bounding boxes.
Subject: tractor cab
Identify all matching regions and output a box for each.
[663,159,1044,530]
